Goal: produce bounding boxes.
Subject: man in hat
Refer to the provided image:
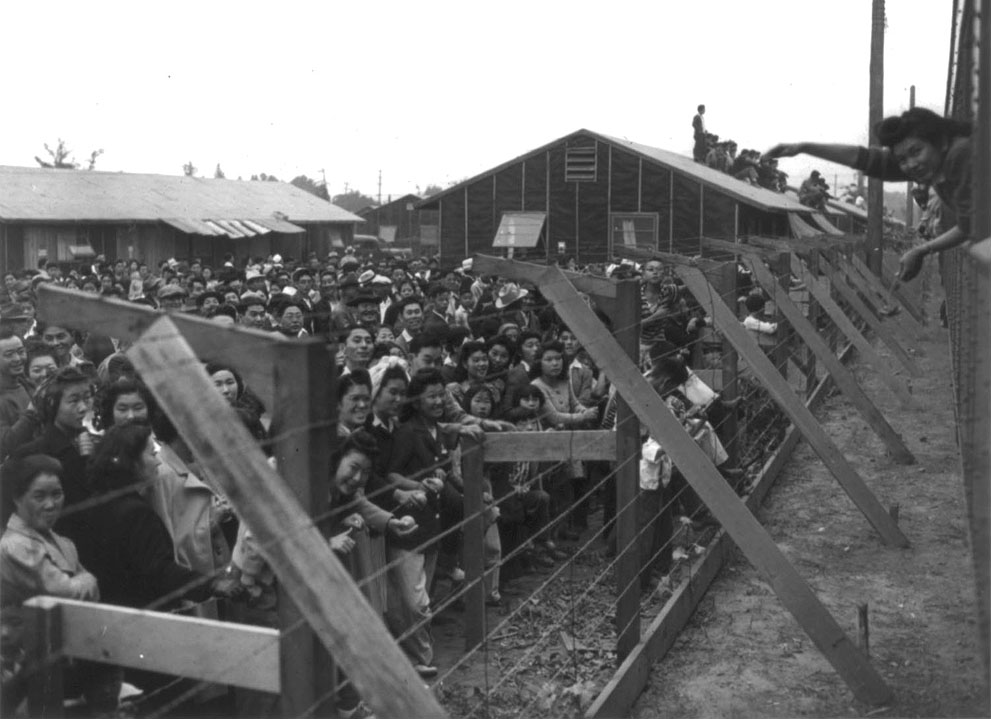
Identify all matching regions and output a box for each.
[157,284,189,313]
[347,290,384,328]
[244,268,269,296]
[0,302,36,339]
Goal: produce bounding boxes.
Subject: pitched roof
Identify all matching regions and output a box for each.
[417,129,809,214]
[0,166,363,224]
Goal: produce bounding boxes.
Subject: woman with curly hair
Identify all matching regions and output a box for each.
[766,107,974,281]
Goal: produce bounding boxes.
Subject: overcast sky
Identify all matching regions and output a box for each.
[1,1,951,201]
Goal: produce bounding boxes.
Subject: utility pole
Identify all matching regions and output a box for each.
[905,85,916,228]
[377,169,382,206]
[866,0,885,274]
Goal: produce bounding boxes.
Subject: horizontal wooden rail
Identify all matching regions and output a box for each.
[479,430,617,463]
[24,596,280,693]
[35,284,284,406]
[473,254,617,299]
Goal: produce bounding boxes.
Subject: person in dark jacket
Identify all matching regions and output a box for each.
[83,424,235,610]
[9,367,96,561]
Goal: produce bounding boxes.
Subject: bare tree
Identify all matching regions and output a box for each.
[87,149,104,170]
[35,139,78,169]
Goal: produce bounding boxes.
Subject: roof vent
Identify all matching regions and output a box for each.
[565,146,597,182]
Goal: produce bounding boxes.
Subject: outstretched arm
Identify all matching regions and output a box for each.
[764,142,863,168]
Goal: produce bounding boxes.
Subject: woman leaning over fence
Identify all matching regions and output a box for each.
[766,107,974,281]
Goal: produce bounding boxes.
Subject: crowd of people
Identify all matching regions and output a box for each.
[692,104,789,192]
[0,246,760,717]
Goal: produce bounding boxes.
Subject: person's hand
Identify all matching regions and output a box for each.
[389,515,418,537]
[458,423,486,441]
[75,572,100,601]
[211,572,245,599]
[581,407,599,422]
[422,476,444,493]
[395,488,427,508]
[330,532,356,555]
[763,143,804,159]
[343,513,364,532]
[899,246,927,282]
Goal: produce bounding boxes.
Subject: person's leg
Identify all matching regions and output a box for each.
[386,548,434,668]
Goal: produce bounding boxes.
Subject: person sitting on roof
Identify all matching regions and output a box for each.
[798,170,831,211]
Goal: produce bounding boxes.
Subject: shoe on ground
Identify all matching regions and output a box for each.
[486,592,503,607]
[414,664,438,678]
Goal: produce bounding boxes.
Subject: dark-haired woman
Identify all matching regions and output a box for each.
[0,455,118,714]
[766,107,973,281]
[84,424,234,610]
[10,368,97,556]
[529,342,598,541]
[205,362,268,445]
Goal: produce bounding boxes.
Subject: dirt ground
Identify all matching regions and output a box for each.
[632,299,990,718]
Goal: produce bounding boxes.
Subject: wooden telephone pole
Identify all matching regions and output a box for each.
[905,85,916,228]
[866,0,885,274]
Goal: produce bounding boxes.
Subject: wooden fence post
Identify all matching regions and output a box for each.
[25,597,64,719]
[614,279,642,660]
[271,343,337,717]
[129,317,447,719]
[537,265,893,706]
[462,436,487,651]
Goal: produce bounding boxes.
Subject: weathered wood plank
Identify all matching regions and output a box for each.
[127,317,447,719]
[271,344,337,716]
[35,284,278,406]
[790,255,919,409]
[819,255,923,377]
[677,264,909,547]
[538,266,893,706]
[480,430,617,463]
[587,342,856,719]
[613,279,642,660]
[24,597,64,718]
[26,597,280,693]
[745,256,915,464]
[473,254,617,299]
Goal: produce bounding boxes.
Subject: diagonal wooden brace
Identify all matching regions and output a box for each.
[675,264,909,547]
[128,317,447,719]
[537,265,894,705]
[745,256,916,464]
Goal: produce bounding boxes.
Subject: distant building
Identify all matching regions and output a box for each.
[0,166,363,270]
[355,193,438,253]
[417,129,822,266]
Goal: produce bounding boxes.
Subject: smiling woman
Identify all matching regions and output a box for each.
[766,107,974,282]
